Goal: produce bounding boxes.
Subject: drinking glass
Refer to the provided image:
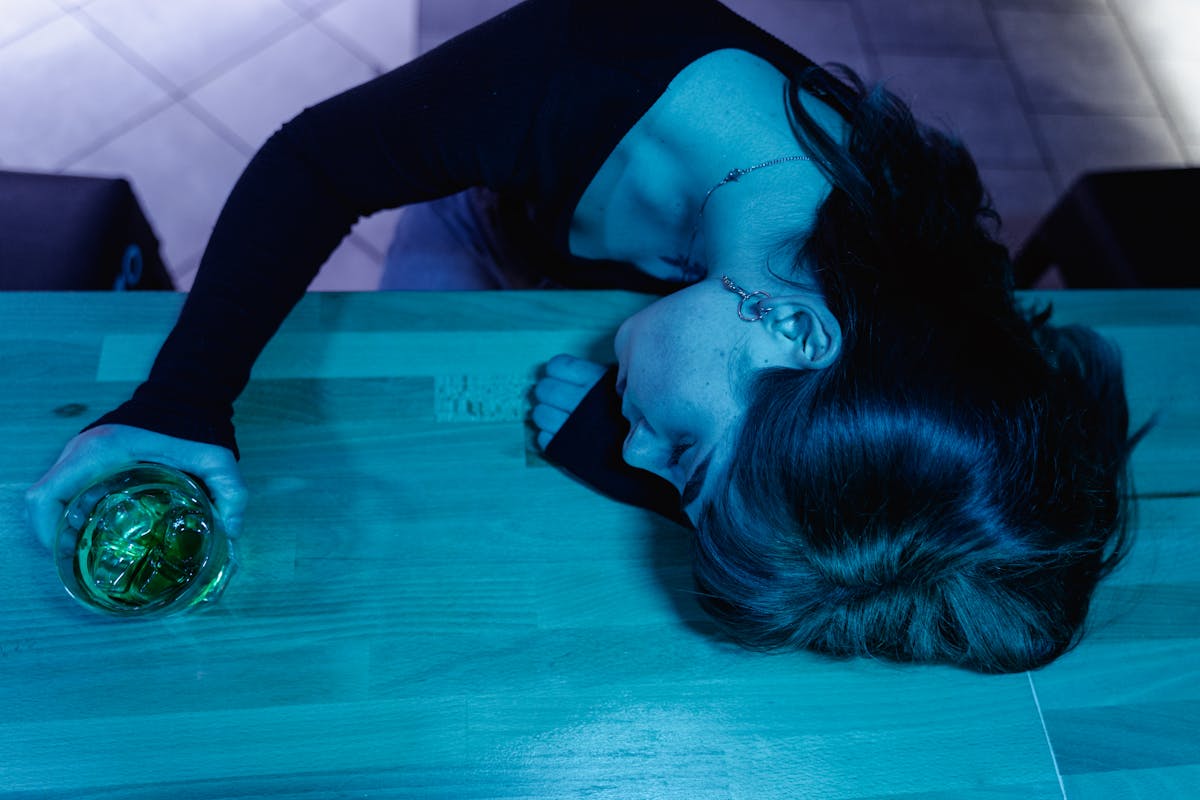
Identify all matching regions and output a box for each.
[54,463,236,617]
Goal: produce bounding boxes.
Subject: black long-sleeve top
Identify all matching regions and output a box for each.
[87,0,827,523]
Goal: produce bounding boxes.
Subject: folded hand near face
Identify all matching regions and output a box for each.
[531,354,608,452]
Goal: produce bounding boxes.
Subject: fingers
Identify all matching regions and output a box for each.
[26,424,248,549]
[531,356,609,452]
[194,453,248,539]
[531,375,586,452]
[534,374,592,412]
[26,431,132,550]
[544,354,607,387]
[531,402,570,442]
[25,483,67,552]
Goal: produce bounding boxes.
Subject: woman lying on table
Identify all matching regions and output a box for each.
[27,0,1147,673]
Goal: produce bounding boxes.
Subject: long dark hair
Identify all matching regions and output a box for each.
[692,65,1153,673]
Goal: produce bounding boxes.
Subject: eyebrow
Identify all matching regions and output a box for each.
[681,451,713,509]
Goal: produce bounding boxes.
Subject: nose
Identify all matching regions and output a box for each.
[622,418,670,481]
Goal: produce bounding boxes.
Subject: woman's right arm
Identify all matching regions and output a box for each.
[27,0,568,545]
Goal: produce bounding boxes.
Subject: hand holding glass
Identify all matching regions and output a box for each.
[54,463,236,617]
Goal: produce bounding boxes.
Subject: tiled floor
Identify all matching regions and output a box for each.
[1,0,1196,290]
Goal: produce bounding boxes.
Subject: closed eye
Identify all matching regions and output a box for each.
[681,451,712,510]
[667,442,693,469]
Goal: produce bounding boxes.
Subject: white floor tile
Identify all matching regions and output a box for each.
[66,102,251,273]
[282,0,346,12]
[993,9,1159,116]
[189,22,377,151]
[0,0,62,46]
[318,0,419,72]
[0,14,168,170]
[79,0,302,89]
[1111,0,1200,64]
[1141,58,1200,148]
[876,54,1042,169]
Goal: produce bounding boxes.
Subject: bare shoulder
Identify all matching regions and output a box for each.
[665,49,849,144]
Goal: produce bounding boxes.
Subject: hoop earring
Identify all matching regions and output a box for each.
[720,275,774,322]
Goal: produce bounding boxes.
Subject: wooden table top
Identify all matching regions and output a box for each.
[2,290,1197,799]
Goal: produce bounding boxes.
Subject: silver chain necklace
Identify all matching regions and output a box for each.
[662,154,813,280]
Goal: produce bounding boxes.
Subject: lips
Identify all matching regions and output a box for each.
[622,417,644,462]
[620,393,645,459]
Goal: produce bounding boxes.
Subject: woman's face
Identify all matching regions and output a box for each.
[614,273,841,523]
[614,276,747,520]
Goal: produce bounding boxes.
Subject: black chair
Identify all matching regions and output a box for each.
[0,170,172,290]
[1014,167,1199,289]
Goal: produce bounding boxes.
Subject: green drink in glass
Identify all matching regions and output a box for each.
[54,463,236,617]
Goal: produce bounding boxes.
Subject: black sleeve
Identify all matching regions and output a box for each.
[83,0,822,462]
[84,0,569,455]
[543,366,693,528]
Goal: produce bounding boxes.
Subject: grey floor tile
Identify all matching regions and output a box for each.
[876,54,1041,169]
[1035,113,1185,186]
[723,0,873,79]
[172,253,202,292]
[854,0,998,56]
[982,0,1104,9]
[992,8,1159,116]
[417,33,449,55]
[80,0,302,90]
[419,0,519,40]
[317,0,419,73]
[310,236,387,291]
[66,102,252,273]
[0,0,62,46]
[353,208,406,259]
[417,0,520,54]
[189,23,378,151]
[0,14,169,171]
[977,166,1058,252]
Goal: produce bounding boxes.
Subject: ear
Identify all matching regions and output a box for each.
[763,296,842,369]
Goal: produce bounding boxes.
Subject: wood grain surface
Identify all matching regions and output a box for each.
[1,290,1196,799]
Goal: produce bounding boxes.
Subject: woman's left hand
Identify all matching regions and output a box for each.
[531,354,608,451]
